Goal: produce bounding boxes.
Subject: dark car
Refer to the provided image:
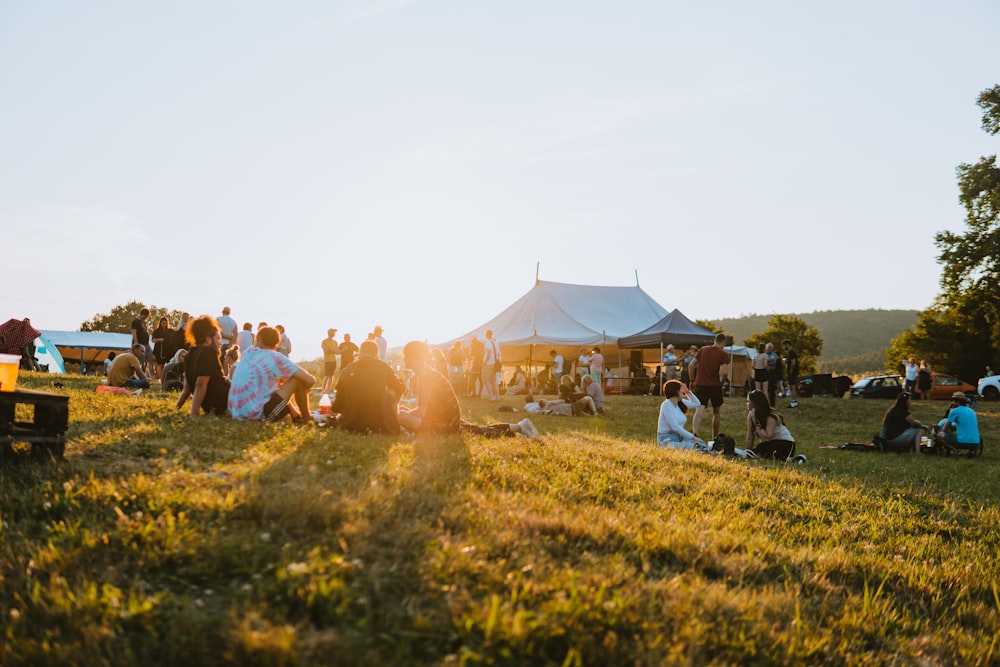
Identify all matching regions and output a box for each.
[850,374,903,399]
[797,374,853,398]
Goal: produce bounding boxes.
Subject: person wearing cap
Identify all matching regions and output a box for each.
[662,344,678,380]
[321,328,340,393]
[373,326,387,361]
[934,391,980,454]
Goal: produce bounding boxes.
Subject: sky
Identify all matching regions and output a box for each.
[2,1,998,361]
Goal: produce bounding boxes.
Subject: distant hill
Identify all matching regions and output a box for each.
[712,309,919,376]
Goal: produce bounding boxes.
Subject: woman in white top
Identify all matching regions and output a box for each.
[656,379,707,450]
[743,389,796,459]
[752,343,770,396]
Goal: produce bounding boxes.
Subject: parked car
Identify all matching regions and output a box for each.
[924,373,977,400]
[978,374,1000,400]
[850,375,903,399]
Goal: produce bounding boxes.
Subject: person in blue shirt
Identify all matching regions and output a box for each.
[935,391,980,454]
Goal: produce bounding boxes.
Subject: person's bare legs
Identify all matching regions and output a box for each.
[712,405,722,439]
[692,405,706,437]
[276,376,313,420]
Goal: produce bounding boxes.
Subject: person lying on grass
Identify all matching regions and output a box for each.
[524,395,597,416]
[227,326,315,423]
[397,340,538,439]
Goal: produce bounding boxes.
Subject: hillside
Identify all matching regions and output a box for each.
[713,309,919,375]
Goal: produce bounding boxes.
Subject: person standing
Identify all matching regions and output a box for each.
[447,340,466,393]
[150,316,172,382]
[662,344,678,380]
[339,333,359,370]
[752,343,769,396]
[688,332,731,439]
[589,347,604,383]
[217,307,238,367]
[321,328,339,394]
[469,337,485,397]
[131,308,152,374]
[766,342,783,406]
[373,325,388,361]
[782,339,800,408]
[577,348,591,382]
[482,330,502,401]
[917,360,932,400]
[235,322,255,353]
[902,358,919,395]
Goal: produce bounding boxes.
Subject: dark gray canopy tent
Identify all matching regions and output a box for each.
[617,309,715,350]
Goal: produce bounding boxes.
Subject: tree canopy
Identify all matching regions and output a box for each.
[743,314,823,376]
[891,85,1000,381]
[80,300,185,334]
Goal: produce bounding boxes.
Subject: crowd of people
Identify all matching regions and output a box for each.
[94,307,983,457]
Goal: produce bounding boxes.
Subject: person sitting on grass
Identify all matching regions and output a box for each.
[656,379,706,450]
[228,326,315,423]
[741,390,796,460]
[934,391,980,454]
[107,344,151,390]
[879,392,928,453]
[557,374,598,415]
[582,374,604,413]
[397,340,538,438]
[330,340,405,435]
[175,315,230,416]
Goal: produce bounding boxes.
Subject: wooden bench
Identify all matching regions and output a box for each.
[0,389,69,460]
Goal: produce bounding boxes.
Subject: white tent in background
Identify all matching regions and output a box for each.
[437,279,669,364]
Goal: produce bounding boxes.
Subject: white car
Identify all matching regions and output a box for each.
[977,375,1000,400]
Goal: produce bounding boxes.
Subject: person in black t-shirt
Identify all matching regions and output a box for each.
[175,315,230,416]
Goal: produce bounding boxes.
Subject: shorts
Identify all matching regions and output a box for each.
[260,392,291,422]
[787,372,798,385]
[324,361,337,377]
[753,368,769,382]
[693,385,724,408]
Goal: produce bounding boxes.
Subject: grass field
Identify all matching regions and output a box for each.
[2,372,999,666]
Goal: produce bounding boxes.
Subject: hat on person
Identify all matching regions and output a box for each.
[667,344,675,350]
[374,325,383,333]
[328,328,337,336]
[951,391,969,403]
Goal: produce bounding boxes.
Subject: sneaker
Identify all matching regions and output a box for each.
[518,418,540,439]
[788,401,799,408]
[790,454,807,465]
[744,449,758,459]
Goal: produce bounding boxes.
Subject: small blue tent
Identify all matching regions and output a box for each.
[40,330,133,374]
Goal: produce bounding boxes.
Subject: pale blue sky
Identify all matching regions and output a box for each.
[2,1,997,359]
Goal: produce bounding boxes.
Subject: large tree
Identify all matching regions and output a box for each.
[744,314,823,375]
[890,85,1000,379]
[80,300,185,333]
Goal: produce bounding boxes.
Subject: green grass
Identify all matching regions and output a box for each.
[2,372,999,666]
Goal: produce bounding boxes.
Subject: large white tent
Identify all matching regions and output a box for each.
[437,279,669,364]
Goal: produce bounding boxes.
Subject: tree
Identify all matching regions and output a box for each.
[744,314,823,375]
[891,85,1000,379]
[694,319,720,334]
[80,300,185,333]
